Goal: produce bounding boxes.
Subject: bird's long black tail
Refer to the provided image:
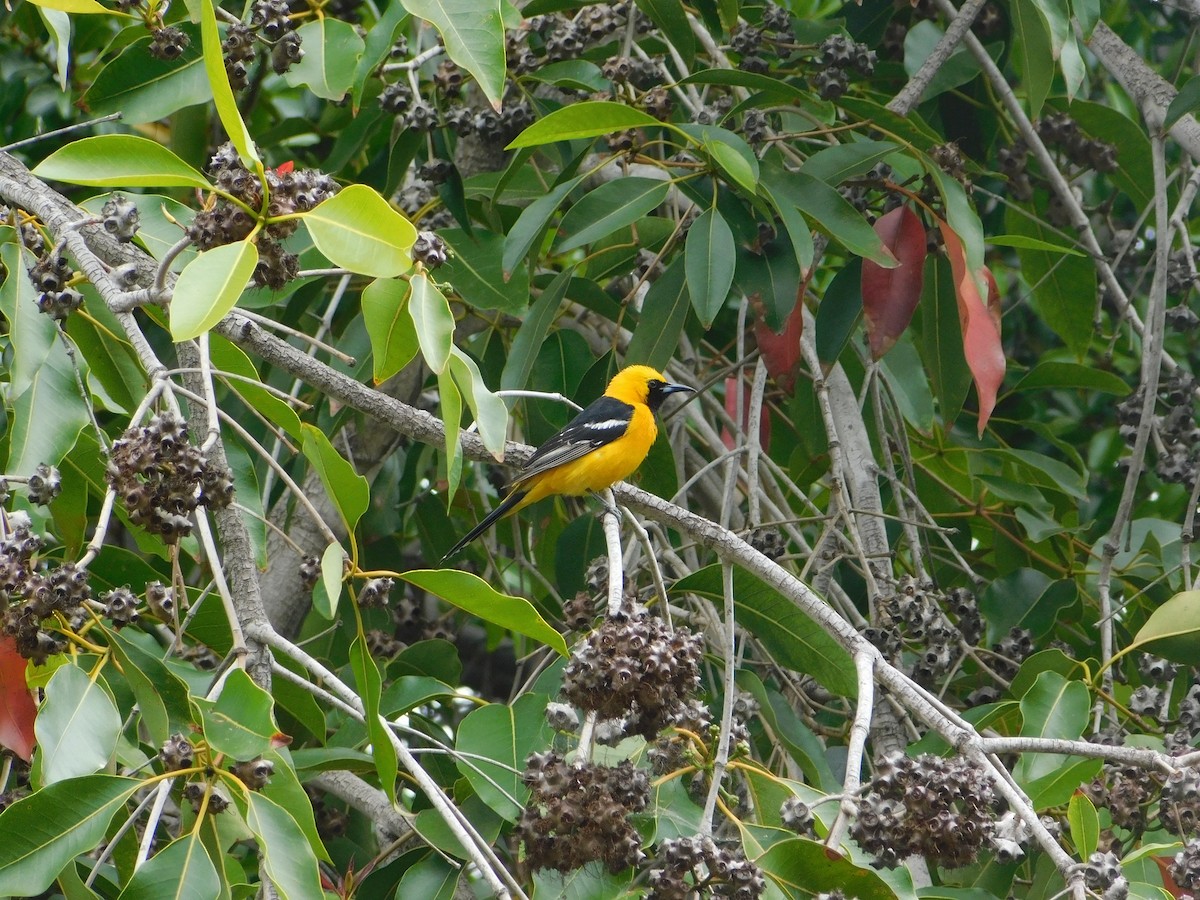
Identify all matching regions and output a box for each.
[442,490,529,560]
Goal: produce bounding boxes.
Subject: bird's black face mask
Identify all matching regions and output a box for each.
[646,379,696,413]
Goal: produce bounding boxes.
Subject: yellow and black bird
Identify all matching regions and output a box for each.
[444,365,695,558]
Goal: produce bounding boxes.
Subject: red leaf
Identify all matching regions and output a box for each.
[751,287,806,396]
[0,635,36,761]
[721,374,771,451]
[981,265,1002,335]
[861,205,926,359]
[275,160,295,175]
[937,219,1005,436]
[1153,856,1186,898]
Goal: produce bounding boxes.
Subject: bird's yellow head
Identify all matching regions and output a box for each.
[605,365,696,412]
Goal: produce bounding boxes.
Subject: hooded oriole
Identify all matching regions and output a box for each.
[444,365,694,558]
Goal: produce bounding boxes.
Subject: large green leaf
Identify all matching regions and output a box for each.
[1011,0,1053,118]
[502,175,584,274]
[244,792,324,900]
[449,348,508,460]
[627,256,689,371]
[672,565,856,697]
[760,157,894,267]
[440,228,530,313]
[200,0,259,167]
[800,140,898,186]
[34,136,211,189]
[455,693,550,820]
[169,240,258,341]
[105,628,193,747]
[507,100,662,148]
[0,242,55,399]
[350,634,399,805]
[915,255,970,430]
[1015,671,1091,804]
[118,833,219,900]
[194,668,277,761]
[284,18,365,101]
[1131,590,1200,664]
[408,272,455,375]
[556,177,671,253]
[209,337,303,439]
[401,570,569,656]
[304,184,416,278]
[300,424,370,533]
[361,277,419,384]
[1068,791,1099,861]
[402,0,507,108]
[6,337,88,478]
[685,208,736,327]
[501,270,571,391]
[1006,207,1094,355]
[757,838,899,899]
[35,665,121,786]
[0,775,140,896]
[82,32,210,126]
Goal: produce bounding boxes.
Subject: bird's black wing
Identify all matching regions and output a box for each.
[509,396,634,487]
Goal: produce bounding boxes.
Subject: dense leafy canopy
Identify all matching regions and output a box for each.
[1,0,1199,898]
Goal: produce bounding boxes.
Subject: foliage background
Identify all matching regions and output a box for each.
[1,0,1199,898]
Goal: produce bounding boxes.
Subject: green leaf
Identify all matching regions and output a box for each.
[685,208,736,327]
[34,136,211,189]
[1009,362,1129,395]
[440,228,530,313]
[408,272,455,375]
[0,242,55,399]
[312,541,346,619]
[679,68,810,103]
[244,793,324,900]
[1055,98,1154,211]
[672,565,856,697]
[757,838,899,899]
[1015,671,1090,789]
[284,18,365,101]
[987,233,1085,256]
[200,0,259,167]
[209,337,303,439]
[902,20,986,102]
[1011,0,1053,118]
[195,668,277,760]
[105,628,193,747]
[449,348,508,460]
[395,856,460,900]
[300,424,370,533]
[678,125,759,194]
[455,694,549,820]
[761,156,894,267]
[25,0,117,14]
[1131,590,1200,665]
[800,140,898,186]
[6,341,88,478]
[0,775,140,897]
[506,100,662,148]
[361,278,419,384]
[557,177,671,253]
[118,833,219,900]
[438,366,464,502]
[916,255,970,430]
[400,570,569,656]
[1068,791,1099,860]
[1006,206,1094,355]
[502,175,584,273]
[350,634,399,805]
[304,184,416,277]
[501,269,571,391]
[761,178,814,274]
[1166,75,1200,130]
[35,665,121,786]
[634,0,694,66]
[815,257,863,366]
[402,0,506,108]
[525,60,608,92]
[82,33,210,126]
[169,241,258,341]
[627,256,689,371]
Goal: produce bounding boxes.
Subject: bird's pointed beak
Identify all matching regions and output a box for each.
[662,382,695,396]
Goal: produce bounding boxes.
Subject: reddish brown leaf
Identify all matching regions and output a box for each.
[721,374,771,451]
[861,205,926,359]
[1153,856,1186,898]
[937,219,1005,437]
[751,286,805,396]
[981,265,1002,335]
[0,634,36,761]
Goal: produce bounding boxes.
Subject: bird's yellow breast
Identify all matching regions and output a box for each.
[523,404,657,502]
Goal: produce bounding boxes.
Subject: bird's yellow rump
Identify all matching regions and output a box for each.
[444,365,694,558]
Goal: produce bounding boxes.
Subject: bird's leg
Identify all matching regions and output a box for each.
[589,489,622,522]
